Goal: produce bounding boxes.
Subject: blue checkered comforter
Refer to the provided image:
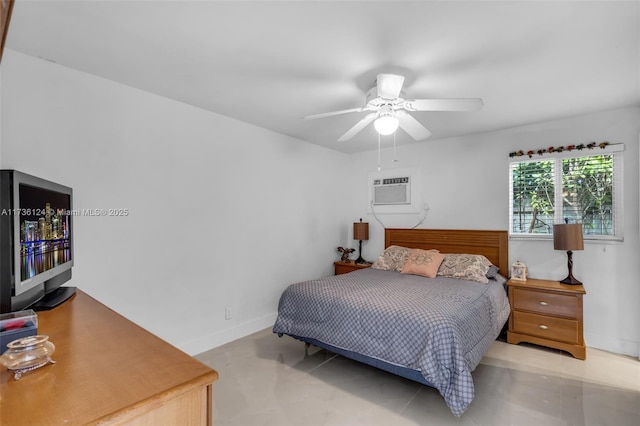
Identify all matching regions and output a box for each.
[273,268,510,416]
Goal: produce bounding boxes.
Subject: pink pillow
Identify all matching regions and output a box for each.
[401,249,445,278]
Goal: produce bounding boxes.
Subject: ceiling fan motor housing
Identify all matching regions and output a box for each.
[365,86,406,107]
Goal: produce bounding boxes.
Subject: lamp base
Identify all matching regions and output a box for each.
[560,250,582,285]
[355,240,369,264]
[559,275,582,286]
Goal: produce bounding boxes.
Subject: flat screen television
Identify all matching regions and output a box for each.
[1,170,75,314]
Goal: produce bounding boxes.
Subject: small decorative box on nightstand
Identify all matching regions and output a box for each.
[507,278,586,360]
[334,261,371,275]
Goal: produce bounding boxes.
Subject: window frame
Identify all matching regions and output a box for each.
[508,144,624,242]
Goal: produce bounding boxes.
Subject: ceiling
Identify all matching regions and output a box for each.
[5,1,640,153]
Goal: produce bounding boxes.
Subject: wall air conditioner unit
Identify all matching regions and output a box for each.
[372,177,411,205]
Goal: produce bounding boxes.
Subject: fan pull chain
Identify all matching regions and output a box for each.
[377,134,381,171]
[393,132,398,162]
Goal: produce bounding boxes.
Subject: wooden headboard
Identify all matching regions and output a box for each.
[385,228,509,274]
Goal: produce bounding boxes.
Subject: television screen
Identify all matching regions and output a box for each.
[19,184,72,285]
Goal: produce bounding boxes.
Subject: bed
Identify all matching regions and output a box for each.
[273,228,510,416]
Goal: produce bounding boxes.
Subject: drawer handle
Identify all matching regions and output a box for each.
[539,324,549,330]
[539,301,549,306]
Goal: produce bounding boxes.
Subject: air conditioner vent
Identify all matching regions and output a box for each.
[373,176,410,205]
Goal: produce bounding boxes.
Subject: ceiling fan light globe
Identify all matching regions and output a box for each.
[374,116,399,135]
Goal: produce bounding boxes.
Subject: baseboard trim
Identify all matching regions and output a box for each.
[180,312,278,356]
[584,333,640,358]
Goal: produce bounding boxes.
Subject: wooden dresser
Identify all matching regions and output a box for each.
[334,261,371,275]
[507,278,586,360]
[0,290,219,425]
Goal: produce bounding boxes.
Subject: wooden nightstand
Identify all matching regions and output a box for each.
[507,278,586,360]
[334,261,371,275]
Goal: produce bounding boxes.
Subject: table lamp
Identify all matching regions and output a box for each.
[553,223,584,285]
[353,218,369,264]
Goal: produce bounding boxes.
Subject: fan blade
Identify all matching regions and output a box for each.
[377,74,405,100]
[397,111,432,140]
[337,113,377,141]
[403,98,484,112]
[304,107,370,120]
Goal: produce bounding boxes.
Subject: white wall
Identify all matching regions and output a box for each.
[347,107,640,357]
[0,50,353,354]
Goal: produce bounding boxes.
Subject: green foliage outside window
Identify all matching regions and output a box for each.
[510,154,615,237]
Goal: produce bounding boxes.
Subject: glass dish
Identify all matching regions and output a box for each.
[0,335,56,380]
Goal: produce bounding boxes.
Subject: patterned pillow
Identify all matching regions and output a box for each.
[371,245,411,272]
[437,254,493,283]
[401,249,445,278]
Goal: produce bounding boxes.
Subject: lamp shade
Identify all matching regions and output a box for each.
[353,221,369,241]
[553,224,584,251]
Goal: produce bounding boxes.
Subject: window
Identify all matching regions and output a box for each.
[509,145,623,240]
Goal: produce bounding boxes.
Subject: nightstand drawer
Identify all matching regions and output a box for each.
[512,288,578,318]
[512,311,580,344]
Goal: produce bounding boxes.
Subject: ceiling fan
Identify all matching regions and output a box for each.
[304,73,483,142]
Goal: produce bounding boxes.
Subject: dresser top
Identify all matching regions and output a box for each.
[507,277,586,294]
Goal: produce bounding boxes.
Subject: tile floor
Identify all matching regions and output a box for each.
[195,328,640,425]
